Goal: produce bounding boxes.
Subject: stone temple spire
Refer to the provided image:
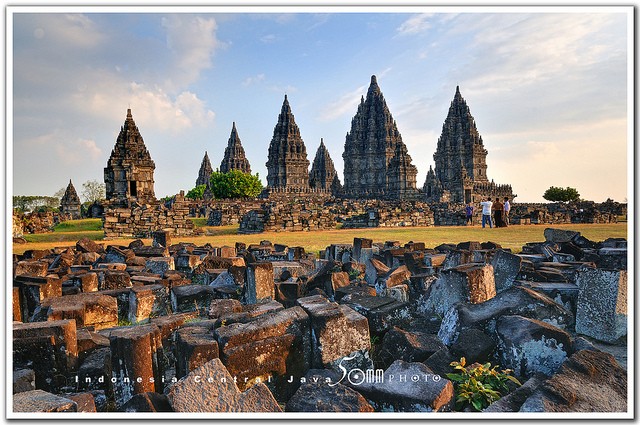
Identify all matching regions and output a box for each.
[104,108,156,205]
[60,179,81,219]
[309,138,342,195]
[433,86,489,189]
[196,151,214,187]
[342,75,417,199]
[265,95,310,190]
[219,122,252,174]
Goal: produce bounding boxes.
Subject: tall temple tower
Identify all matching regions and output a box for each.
[60,179,81,219]
[219,122,252,174]
[342,75,417,199]
[104,108,156,206]
[196,151,213,187]
[265,95,310,190]
[309,139,342,195]
[424,86,514,203]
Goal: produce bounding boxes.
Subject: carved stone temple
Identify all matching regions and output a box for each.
[423,86,515,204]
[196,151,214,188]
[342,75,418,200]
[59,179,81,219]
[104,108,156,206]
[220,122,252,174]
[309,138,342,195]
[265,95,310,192]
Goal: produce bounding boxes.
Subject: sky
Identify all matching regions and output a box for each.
[9,5,631,203]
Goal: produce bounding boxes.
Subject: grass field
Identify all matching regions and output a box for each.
[13,218,628,256]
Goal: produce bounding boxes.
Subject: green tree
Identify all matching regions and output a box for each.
[543,186,580,202]
[209,170,263,199]
[81,180,106,203]
[186,184,207,200]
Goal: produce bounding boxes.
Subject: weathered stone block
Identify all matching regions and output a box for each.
[13,390,77,412]
[43,293,118,330]
[421,264,496,316]
[575,269,627,343]
[208,298,243,320]
[519,350,627,412]
[13,369,35,394]
[438,286,574,346]
[491,250,522,292]
[355,360,454,412]
[13,286,21,322]
[543,228,580,244]
[120,392,173,412]
[286,382,374,412]
[342,294,411,333]
[76,237,103,253]
[66,392,97,412]
[378,326,444,369]
[175,327,220,379]
[245,262,275,304]
[375,265,411,294]
[107,324,164,408]
[296,295,370,367]
[166,358,281,412]
[145,257,175,277]
[15,275,62,320]
[171,285,217,316]
[496,315,572,379]
[15,260,49,277]
[102,270,132,290]
[364,258,390,286]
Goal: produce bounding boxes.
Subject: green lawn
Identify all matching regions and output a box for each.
[14,219,628,256]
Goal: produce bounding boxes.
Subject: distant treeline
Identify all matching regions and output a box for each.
[13,195,60,212]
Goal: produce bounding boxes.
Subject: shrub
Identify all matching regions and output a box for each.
[209,170,263,199]
[446,357,521,411]
[543,186,580,202]
[186,184,207,200]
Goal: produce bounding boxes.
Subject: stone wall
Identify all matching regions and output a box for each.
[14,212,60,234]
[102,192,196,238]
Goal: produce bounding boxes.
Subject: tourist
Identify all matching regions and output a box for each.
[465,202,474,226]
[493,197,505,227]
[503,197,511,226]
[480,197,493,228]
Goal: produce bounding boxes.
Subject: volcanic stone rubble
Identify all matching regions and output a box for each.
[12,228,627,413]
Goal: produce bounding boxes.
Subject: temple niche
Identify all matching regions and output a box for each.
[309,138,342,196]
[220,122,252,174]
[265,95,310,191]
[59,179,81,219]
[104,108,156,206]
[424,86,515,204]
[342,75,418,200]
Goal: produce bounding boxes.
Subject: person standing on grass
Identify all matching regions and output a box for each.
[503,197,511,226]
[493,197,505,227]
[465,202,474,226]
[480,197,493,228]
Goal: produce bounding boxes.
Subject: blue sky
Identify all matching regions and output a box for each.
[10,6,631,203]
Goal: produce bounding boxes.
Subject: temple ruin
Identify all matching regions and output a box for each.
[423,86,515,203]
[308,139,342,196]
[104,108,156,206]
[195,151,214,188]
[220,122,252,174]
[59,179,81,219]
[265,95,310,192]
[342,75,418,200]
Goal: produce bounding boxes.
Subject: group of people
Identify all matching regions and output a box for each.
[464,197,511,228]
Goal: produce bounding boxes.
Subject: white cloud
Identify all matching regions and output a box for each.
[161,15,221,91]
[318,85,366,122]
[36,14,106,48]
[396,14,434,35]
[242,73,266,87]
[260,34,277,43]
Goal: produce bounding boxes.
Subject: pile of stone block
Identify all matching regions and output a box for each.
[11,227,627,414]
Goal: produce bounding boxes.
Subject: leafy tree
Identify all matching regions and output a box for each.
[81,180,106,203]
[186,184,207,200]
[13,195,59,212]
[209,170,263,199]
[542,186,580,202]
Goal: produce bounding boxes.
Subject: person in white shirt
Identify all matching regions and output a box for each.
[503,197,511,226]
[480,197,493,228]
